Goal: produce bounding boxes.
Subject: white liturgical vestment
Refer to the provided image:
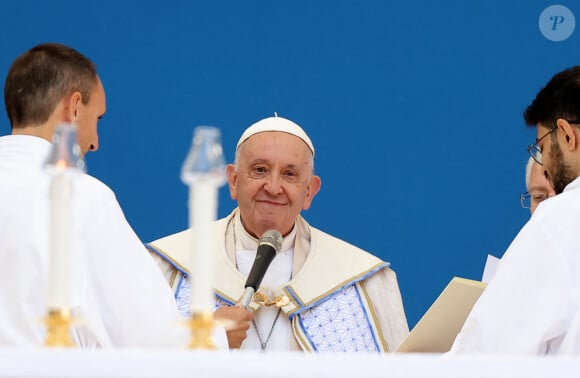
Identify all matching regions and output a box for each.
[149,209,409,352]
[0,135,185,348]
[451,177,580,355]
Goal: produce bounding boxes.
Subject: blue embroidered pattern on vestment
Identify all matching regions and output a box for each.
[175,275,230,317]
[175,274,191,317]
[298,284,379,352]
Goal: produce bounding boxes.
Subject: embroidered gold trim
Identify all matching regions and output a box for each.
[149,244,190,274]
[292,317,313,352]
[359,280,388,351]
[285,262,387,314]
[253,292,290,307]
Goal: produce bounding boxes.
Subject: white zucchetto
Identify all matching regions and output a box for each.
[236,114,315,156]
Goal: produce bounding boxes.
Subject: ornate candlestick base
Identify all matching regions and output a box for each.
[187,310,217,349]
[43,308,75,347]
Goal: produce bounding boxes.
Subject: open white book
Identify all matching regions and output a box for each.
[396,277,487,353]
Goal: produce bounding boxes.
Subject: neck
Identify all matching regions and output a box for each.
[11,99,73,142]
[235,213,297,253]
[239,217,295,239]
[12,123,55,142]
[12,116,58,142]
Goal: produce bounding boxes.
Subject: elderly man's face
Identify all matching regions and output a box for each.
[226,131,321,238]
[528,160,555,214]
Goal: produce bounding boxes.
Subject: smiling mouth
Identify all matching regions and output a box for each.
[256,200,286,206]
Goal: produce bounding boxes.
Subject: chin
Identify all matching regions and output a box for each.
[254,219,284,236]
[257,221,278,233]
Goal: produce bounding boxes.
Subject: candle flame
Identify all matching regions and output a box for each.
[56,159,68,170]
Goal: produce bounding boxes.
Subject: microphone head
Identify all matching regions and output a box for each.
[259,229,282,252]
[242,229,283,293]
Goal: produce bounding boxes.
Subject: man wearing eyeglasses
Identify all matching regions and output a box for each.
[451,66,580,355]
[520,156,556,214]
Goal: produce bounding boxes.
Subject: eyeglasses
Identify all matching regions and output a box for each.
[527,127,557,165]
[520,191,551,209]
[527,120,580,165]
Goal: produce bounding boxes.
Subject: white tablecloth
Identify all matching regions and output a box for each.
[0,348,578,378]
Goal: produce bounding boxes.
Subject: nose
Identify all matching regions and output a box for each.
[89,139,99,152]
[263,172,283,195]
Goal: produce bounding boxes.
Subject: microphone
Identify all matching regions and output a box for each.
[239,229,283,308]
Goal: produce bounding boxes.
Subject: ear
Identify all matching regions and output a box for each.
[65,91,82,123]
[226,164,239,200]
[302,175,322,210]
[557,118,577,151]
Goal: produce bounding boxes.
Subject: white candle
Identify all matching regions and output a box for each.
[47,174,71,309]
[188,182,218,313]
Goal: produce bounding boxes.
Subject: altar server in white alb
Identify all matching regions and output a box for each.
[0,43,186,348]
[451,66,580,355]
[148,115,409,352]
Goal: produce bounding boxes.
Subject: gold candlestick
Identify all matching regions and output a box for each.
[43,124,84,349]
[43,308,75,347]
[181,126,225,350]
[187,310,217,349]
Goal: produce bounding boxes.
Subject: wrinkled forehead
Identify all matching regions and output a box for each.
[238,131,313,160]
[242,130,311,150]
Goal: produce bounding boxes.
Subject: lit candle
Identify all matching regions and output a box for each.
[47,173,71,309]
[188,182,219,313]
[181,126,225,316]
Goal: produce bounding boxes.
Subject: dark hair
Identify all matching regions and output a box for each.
[4,43,98,129]
[523,66,580,128]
